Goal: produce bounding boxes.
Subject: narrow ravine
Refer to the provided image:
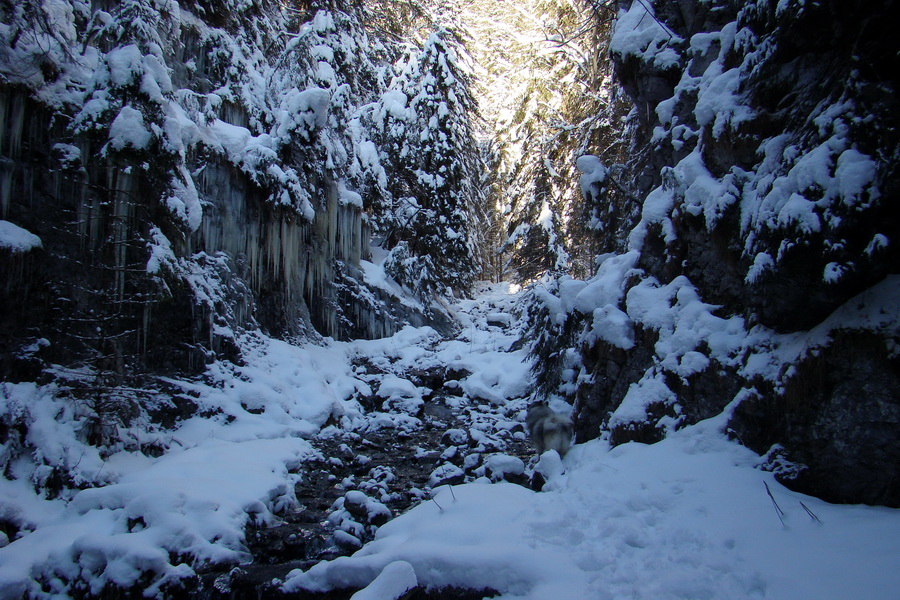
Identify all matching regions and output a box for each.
[201,283,537,598]
[3,3,899,599]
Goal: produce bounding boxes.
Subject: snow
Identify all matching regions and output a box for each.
[609,371,678,429]
[378,89,410,121]
[145,226,176,274]
[0,220,42,253]
[52,143,81,167]
[105,45,145,89]
[694,65,753,137]
[286,418,900,600]
[746,251,775,284]
[0,4,896,596]
[3,0,399,281]
[630,183,676,247]
[610,0,683,69]
[587,304,635,350]
[376,374,423,415]
[205,119,276,170]
[482,453,525,480]
[755,128,881,246]
[2,283,899,598]
[428,464,465,488]
[623,2,884,290]
[338,180,364,207]
[350,560,417,600]
[576,154,608,202]
[674,150,738,228]
[0,329,368,596]
[835,148,879,204]
[272,86,331,140]
[0,436,314,596]
[573,251,640,313]
[166,165,203,231]
[767,274,900,366]
[865,233,889,255]
[108,106,153,151]
[626,275,748,376]
[443,322,532,405]
[823,262,846,284]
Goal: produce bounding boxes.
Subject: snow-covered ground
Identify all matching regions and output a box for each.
[2,283,899,599]
[289,416,900,599]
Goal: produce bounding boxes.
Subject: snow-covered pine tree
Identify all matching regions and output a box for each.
[502,160,571,283]
[380,27,483,301]
[474,0,629,283]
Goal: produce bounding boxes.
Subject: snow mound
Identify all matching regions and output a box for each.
[350,560,417,600]
[0,220,42,253]
[285,422,900,599]
[0,438,316,598]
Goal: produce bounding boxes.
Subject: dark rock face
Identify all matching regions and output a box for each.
[561,0,900,506]
[732,332,900,506]
[0,3,451,387]
[573,331,656,444]
[614,0,900,333]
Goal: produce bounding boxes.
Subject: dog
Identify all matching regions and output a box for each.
[525,403,573,458]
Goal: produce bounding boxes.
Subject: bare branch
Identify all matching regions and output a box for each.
[799,500,822,524]
[764,481,786,527]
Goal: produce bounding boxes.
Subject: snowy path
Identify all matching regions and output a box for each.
[282,289,900,600]
[2,283,900,599]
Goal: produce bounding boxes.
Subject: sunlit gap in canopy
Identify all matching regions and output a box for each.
[458,0,547,139]
[455,0,563,286]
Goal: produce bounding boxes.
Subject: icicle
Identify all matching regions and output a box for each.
[281,215,298,301]
[102,167,134,306]
[0,91,27,219]
[220,100,249,128]
[142,302,151,358]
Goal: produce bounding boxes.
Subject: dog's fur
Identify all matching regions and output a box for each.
[526,403,573,458]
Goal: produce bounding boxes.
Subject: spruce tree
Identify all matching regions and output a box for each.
[381,28,482,301]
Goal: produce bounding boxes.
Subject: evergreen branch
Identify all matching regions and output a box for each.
[607,170,643,206]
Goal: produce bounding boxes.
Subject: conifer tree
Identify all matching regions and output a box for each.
[380,27,483,300]
[463,0,628,282]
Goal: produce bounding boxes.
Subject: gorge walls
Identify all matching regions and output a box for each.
[0,1,438,388]
[528,0,900,506]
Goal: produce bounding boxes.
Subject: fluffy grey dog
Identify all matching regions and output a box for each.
[526,403,573,458]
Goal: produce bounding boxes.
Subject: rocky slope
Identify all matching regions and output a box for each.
[0,281,535,599]
[529,0,900,507]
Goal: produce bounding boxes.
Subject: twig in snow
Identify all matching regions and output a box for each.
[71,450,85,471]
[799,500,822,524]
[764,481,786,527]
[633,0,679,39]
[449,486,457,502]
[431,497,444,512]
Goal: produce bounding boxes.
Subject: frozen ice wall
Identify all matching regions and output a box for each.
[0,1,443,385]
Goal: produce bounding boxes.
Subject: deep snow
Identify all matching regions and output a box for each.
[1,283,899,599]
[288,415,900,599]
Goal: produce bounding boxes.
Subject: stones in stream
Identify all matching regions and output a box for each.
[201,390,533,598]
[195,289,533,598]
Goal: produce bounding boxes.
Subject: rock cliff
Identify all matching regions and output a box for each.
[0,2,442,388]
[530,0,899,506]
